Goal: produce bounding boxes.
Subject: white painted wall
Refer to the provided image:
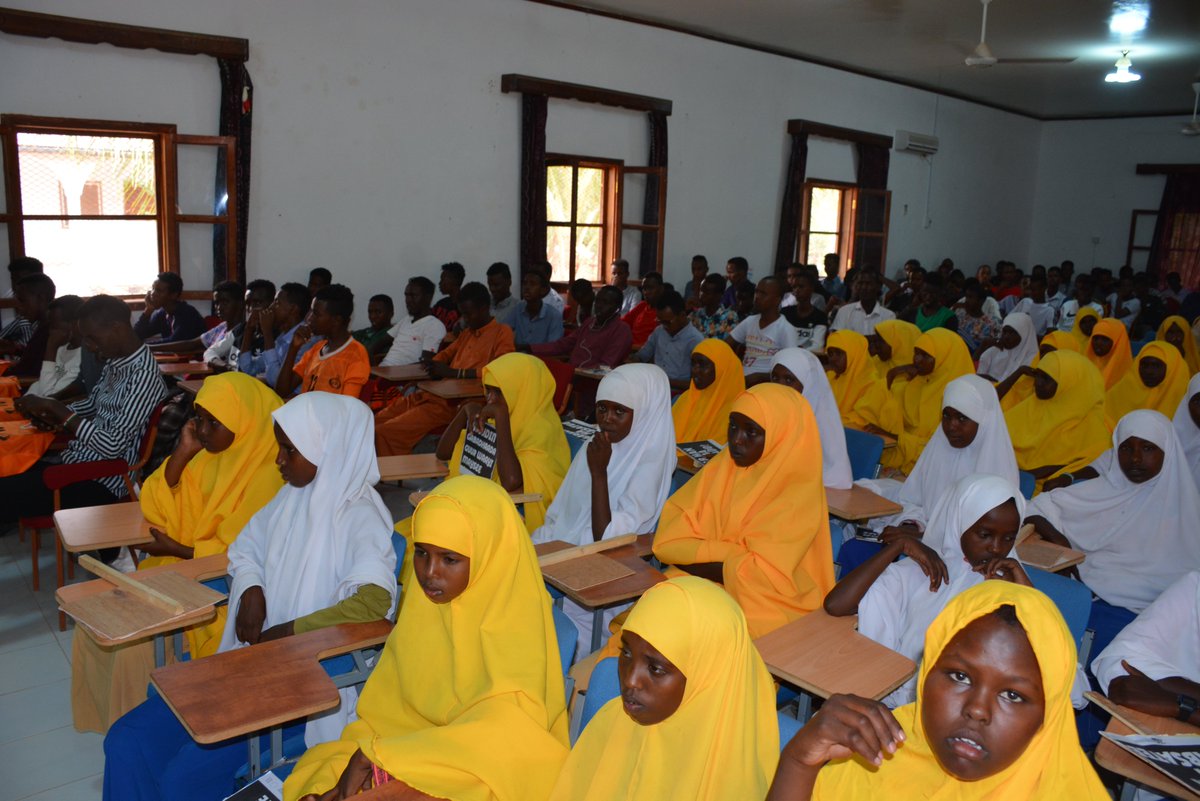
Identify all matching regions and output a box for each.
[0,0,1184,322]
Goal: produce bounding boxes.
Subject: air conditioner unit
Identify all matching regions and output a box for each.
[894,130,940,156]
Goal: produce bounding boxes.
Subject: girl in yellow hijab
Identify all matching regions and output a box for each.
[826,330,901,436]
[436,352,570,531]
[1158,314,1200,374]
[1105,341,1191,428]
[768,581,1108,801]
[549,577,779,801]
[881,329,974,474]
[869,319,922,380]
[285,476,569,801]
[71,373,284,733]
[653,384,834,638]
[1003,350,1110,487]
[1070,305,1100,349]
[1086,318,1132,390]
[672,338,745,444]
[998,330,1079,413]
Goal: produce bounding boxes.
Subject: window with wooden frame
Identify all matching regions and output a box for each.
[546,155,620,285]
[1,114,237,300]
[796,181,890,275]
[1127,209,1157,272]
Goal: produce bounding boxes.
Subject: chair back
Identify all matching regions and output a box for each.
[390,530,408,582]
[132,400,169,475]
[843,427,884,481]
[1018,470,1036,500]
[1026,565,1092,651]
[551,603,578,680]
[538,356,575,415]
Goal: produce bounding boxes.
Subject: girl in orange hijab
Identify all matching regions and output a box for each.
[1158,314,1200,374]
[1105,341,1191,428]
[654,384,834,638]
[671,338,745,444]
[1086,318,1132,390]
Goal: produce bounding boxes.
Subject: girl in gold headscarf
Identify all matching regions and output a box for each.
[869,319,922,380]
[1086,318,1133,390]
[881,329,974,474]
[998,330,1079,413]
[768,581,1108,801]
[654,384,834,638]
[285,476,570,801]
[825,330,901,436]
[436,352,570,531]
[672,338,745,444]
[1105,340,1191,429]
[1157,314,1200,375]
[1070,305,1101,350]
[71,373,284,732]
[549,577,779,801]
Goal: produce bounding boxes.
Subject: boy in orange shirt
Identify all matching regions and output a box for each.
[276,284,370,398]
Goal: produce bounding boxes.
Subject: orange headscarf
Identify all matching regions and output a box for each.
[1106,341,1191,429]
[1157,315,1200,375]
[1086,318,1132,390]
[671,338,745,444]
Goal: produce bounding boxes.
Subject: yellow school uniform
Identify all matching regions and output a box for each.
[1158,315,1200,375]
[872,319,922,378]
[1106,341,1191,429]
[883,329,974,474]
[826,330,901,435]
[671,338,745,444]
[999,330,1080,413]
[1070,306,1101,349]
[1086,318,1132,390]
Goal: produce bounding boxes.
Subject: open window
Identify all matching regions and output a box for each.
[796,181,890,274]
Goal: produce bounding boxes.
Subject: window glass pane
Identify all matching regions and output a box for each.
[808,186,841,233]
[547,225,573,283]
[806,233,839,267]
[24,219,158,296]
[547,165,574,223]
[177,144,221,217]
[576,226,602,283]
[178,222,224,297]
[620,229,645,278]
[17,132,157,216]
[576,167,604,226]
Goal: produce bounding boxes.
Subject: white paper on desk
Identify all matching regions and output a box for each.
[223,770,283,801]
[1100,732,1200,794]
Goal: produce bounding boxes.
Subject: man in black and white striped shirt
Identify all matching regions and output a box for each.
[4,295,167,526]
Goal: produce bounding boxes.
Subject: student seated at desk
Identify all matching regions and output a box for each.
[996,330,1078,413]
[653,384,834,638]
[532,364,675,645]
[975,312,1038,384]
[769,582,1109,801]
[1024,410,1200,658]
[435,352,570,531]
[621,271,664,350]
[548,577,779,801]
[285,477,569,801]
[1003,350,1110,488]
[1158,314,1200,374]
[860,375,1017,538]
[1105,341,1189,429]
[2,273,55,376]
[769,347,852,489]
[350,293,395,362]
[727,276,798,384]
[374,282,513,456]
[0,256,42,353]
[102,392,398,801]
[149,280,245,358]
[1176,373,1200,492]
[378,277,446,367]
[880,329,974,474]
[237,282,317,386]
[671,338,744,445]
[276,284,370,398]
[1091,570,1200,727]
[825,330,901,436]
[1069,304,1101,348]
[23,294,83,399]
[204,279,275,373]
[1086,318,1133,391]
[824,474,1031,707]
[528,285,633,370]
[510,268,565,347]
[133,272,207,344]
[72,373,285,733]
[628,289,703,392]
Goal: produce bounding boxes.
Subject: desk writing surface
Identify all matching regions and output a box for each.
[54,502,152,552]
[178,379,205,395]
[541,542,665,609]
[151,620,393,744]
[417,379,483,399]
[754,610,916,701]
[56,553,229,606]
[825,485,903,522]
[1095,702,1200,801]
[159,361,212,377]
[376,453,449,482]
[370,364,429,382]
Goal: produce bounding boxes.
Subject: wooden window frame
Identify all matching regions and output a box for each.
[796,180,890,274]
[546,153,622,286]
[1127,208,1157,271]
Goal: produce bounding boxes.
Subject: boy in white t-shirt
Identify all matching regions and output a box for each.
[25,295,83,398]
[727,275,797,383]
[1056,277,1105,333]
[380,277,446,366]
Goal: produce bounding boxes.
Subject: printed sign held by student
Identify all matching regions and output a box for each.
[677,439,723,467]
[460,422,499,478]
[1100,732,1200,795]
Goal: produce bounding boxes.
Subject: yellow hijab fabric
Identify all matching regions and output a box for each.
[448,353,570,531]
[1070,306,1101,349]
[827,330,901,434]
[873,319,922,378]
[1004,350,1109,481]
[812,581,1108,801]
[999,331,1080,413]
[1106,341,1191,429]
[284,476,569,801]
[549,577,778,801]
[1158,315,1200,374]
[653,385,834,637]
[139,373,284,657]
[1086,318,1132,390]
[672,338,745,444]
[885,329,974,473]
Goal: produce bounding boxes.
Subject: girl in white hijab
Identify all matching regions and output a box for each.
[769,347,853,489]
[976,311,1039,383]
[1174,373,1200,493]
[825,473,1030,707]
[102,393,399,801]
[1026,409,1200,615]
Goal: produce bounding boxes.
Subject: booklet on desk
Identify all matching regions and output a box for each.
[1100,732,1200,795]
[223,770,283,801]
[677,440,723,467]
[562,418,599,443]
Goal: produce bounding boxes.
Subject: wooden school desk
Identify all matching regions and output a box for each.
[177,378,205,395]
[824,485,903,522]
[56,553,229,666]
[1091,694,1200,801]
[151,619,393,778]
[53,502,153,619]
[754,610,916,702]
[370,364,430,382]
[376,453,449,483]
[574,366,612,381]
[159,361,213,377]
[416,379,483,399]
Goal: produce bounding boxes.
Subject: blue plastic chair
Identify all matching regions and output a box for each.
[551,603,578,680]
[1026,566,1091,652]
[566,432,587,460]
[843,427,885,481]
[1018,470,1036,500]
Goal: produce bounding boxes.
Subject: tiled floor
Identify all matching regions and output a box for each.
[0,478,425,801]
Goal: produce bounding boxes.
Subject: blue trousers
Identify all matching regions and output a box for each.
[1076,597,1138,752]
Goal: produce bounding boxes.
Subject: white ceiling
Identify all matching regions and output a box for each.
[544,0,1200,119]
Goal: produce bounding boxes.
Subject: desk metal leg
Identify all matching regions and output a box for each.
[590,610,604,653]
[153,635,166,668]
[269,727,284,770]
[172,632,184,662]
[247,734,262,780]
[1118,780,1136,801]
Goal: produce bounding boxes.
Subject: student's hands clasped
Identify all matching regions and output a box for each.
[979,557,1032,586]
[462,401,507,434]
[780,694,905,769]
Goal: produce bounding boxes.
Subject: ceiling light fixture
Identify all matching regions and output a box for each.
[1105,51,1141,83]
[1109,3,1148,36]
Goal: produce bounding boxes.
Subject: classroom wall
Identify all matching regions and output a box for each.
[0,0,1178,321]
[1028,116,1198,274]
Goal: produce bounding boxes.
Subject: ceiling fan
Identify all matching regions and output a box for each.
[965,0,1076,68]
[1183,82,1200,137]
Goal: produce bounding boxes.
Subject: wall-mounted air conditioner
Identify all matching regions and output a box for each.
[894,130,939,156]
